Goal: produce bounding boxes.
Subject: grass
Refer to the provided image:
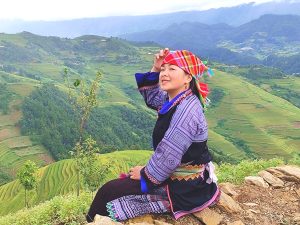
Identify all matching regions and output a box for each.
[216,158,285,184]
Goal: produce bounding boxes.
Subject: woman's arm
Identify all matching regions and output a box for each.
[135,71,168,110]
[135,48,170,111]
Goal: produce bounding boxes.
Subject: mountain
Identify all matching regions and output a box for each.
[121,14,300,73]
[1,1,300,37]
[231,14,300,42]
[0,32,299,186]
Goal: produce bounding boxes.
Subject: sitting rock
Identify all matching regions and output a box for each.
[193,207,223,225]
[267,166,300,183]
[258,170,284,188]
[244,176,269,188]
[128,214,154,225]
[216,191,242,213]
[86,214,122,225]
[219,183,239,197]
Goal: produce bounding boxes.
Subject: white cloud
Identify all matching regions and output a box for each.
[0,0,289,21]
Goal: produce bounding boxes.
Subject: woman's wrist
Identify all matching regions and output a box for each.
[151,66,160,73]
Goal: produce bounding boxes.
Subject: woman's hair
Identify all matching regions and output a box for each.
[189,78,201,100]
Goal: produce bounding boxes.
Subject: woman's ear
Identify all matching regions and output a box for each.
[186,74,192,83]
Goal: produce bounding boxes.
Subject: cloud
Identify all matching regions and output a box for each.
[0,0,286,21]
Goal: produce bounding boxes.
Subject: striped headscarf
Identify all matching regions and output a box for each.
[162,50,213,109]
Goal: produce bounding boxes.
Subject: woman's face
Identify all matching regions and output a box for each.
[159,63,192,98]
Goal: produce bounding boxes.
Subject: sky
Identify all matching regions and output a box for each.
[0,0,292,21]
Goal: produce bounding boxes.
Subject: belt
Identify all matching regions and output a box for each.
[170,164,205,181]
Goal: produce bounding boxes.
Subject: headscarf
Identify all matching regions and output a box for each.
[162,50,214,109]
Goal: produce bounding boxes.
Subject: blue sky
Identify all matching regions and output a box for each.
[0,0,290,21]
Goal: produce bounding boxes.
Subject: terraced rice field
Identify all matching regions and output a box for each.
[206,71,300,159]
[0,75,54,182]
[0,150,152,215]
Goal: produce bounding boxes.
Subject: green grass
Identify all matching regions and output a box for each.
[216,158,285,184]
[0,150,152,215]
[0,192,91,225]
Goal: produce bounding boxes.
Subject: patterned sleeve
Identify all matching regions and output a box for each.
[140,96,208,190]
[135,72,168,110]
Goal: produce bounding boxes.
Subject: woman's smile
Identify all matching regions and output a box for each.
[161,79,170,85]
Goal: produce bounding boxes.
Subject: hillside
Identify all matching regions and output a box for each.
[0,73,54,185]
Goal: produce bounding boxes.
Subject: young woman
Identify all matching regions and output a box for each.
[86,49,220,222]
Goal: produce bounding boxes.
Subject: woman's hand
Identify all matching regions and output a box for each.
[129,166,144,180]
[151,48,170,72]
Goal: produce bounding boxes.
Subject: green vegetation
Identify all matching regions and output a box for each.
[0,150,152,215]
[20,85,155,160]
[0,157,292,224]
[264,54,300,74]
[0,75,53,185]
[20,84,80,160]
[0,32,299,206]
[216,158,285,184]
[206,70,300,160]
[62,69,103,196]
[0,83,14,114]
[17,160,39,208]
[0,192,91,225]
[217,64,300,108]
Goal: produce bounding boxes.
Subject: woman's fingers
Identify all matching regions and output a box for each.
[160,49,164,57]
[155,48,169,60]
[163,48,169,55]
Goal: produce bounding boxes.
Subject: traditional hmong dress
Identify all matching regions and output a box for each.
[86,71,220,222]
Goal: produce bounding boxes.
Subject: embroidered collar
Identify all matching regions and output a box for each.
[159,89,192,115]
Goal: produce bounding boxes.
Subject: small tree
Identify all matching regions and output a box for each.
[17,160,38,208]
[63,69,102,196]
[76,136,110,197]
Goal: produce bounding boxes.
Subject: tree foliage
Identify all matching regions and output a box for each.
[0,83,13,114]
[17,160,38,208]
[20,85,155,160]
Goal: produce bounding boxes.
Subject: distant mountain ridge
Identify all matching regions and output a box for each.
[121,14,300,73]
[1,1,300,37]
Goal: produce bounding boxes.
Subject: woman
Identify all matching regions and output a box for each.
[86,49,220,222]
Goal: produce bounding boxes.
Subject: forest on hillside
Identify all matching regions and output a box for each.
[20,85,156,160]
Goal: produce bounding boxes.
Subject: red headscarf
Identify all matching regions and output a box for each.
[162,50,211,108]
